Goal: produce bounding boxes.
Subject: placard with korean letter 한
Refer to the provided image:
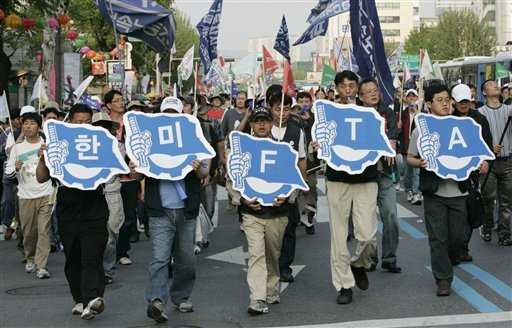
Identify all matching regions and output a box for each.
[415,113,495,181]
[124,112,216,181]
[312,100,395,174]
[43,120,129,190]
[227,131,309,206]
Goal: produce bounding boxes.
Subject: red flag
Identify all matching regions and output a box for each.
[282,60,296,97]
[218,55,225,68]
[262,46,279,74]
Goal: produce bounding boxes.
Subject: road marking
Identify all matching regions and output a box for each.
[206,245,247,266]
[398,218,427,239]
[427,266,502,313]
[397,203,418,218]
[459,263,512,303]
[262,311,512,328]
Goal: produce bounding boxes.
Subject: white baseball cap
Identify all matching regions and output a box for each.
[20,105,36,116]
[160,96,183,113]
[405,89,418,97]
[451,84,473,103]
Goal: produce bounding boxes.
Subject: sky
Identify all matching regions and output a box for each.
[174,0,316,56]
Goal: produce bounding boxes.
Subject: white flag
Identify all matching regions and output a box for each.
[30,75,48,103]
[178,45,195,82]
[73,76,94,101]
[420,49,434,80]
[393,73,401,89]
[433,62,444,81]
[0,91,10,122]
[141,74,150,94]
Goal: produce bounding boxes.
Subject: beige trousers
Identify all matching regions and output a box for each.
[242,213,288,302]
[326,181,378,291]
[19,195,53,270]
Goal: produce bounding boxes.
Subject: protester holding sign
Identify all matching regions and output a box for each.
[406,83,472,297]
[268,93,307,283]
[226,108,290,315]
[36,104,109,320]
[477,80,512,246]
[137,97,211,323]
[5,111,54,279]
[313,71,379,305]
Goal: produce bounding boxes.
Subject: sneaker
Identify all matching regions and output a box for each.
[336,288,353,304]
[411,193,422,205]
[351,265,369,290]
[381,262,402,273]
[247,300,269,315]
[25,262,35,273]
[305,225,315,235]
[479,226,492,242]
[4,227,14,240]
[266,295,280,304]
[395,184,401,191]
[436,280,451,297]
[118,257,132,265]
[81,297,104,320]
[406,191,414,202]
[105,274,113,285]
[72,303,84,315]
[175,300,194,313]
[147,299,168,323]
[498,236,512,246]
[36,268,51,279]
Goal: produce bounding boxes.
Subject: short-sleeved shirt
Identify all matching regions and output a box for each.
[408,129,467,198]
[221,107,246,138]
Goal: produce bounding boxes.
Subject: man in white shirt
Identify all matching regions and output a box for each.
[5,111,54,278]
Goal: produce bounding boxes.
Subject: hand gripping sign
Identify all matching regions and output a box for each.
[43,120,129,190]
[227,131,309,206]
[415,113,495,181]
[124,112,216,180]
[312,100,395,174]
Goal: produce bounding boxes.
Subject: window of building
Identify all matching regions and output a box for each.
[376,2,400,10]
[380,16,400,23]
[382,29,401,37]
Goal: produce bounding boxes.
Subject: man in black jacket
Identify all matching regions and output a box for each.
[359,79,402,274]
[131,97,211,323]
[228,107,289,315]
[451,84,492,261]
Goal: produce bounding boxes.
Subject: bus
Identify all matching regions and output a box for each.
[439,55,512,102]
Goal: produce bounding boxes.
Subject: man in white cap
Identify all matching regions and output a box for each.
[132,97,211,323]
[451,83,493,260]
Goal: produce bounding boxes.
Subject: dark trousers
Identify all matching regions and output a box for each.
[481,158,512,238]
[423,194,468,282]
[279,203,299,276]
[59,218,108,305]
[117,180,139,259]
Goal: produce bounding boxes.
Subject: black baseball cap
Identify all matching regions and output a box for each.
[250,107,272,122]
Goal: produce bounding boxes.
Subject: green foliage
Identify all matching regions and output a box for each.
[404,9,496,60]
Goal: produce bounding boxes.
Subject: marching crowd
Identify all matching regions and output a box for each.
[1,71,511,322]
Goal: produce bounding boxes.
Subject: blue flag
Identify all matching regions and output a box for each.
[43,120,129,190]
[124,112,216,180]
[274,15,290,61]
[306,0,332,23]
[312,100,395,174]
[350,0,394,105]
[294,0,350,46]
[415,114,495,181]
[78,93,102,111]
[196,0,223,75]
[96,0,176,53]
[227,131,308,206]
[231,80,239,97]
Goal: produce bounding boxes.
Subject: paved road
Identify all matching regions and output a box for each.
[1,179,511,328]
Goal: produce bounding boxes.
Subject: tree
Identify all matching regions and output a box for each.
[404,9,496,60]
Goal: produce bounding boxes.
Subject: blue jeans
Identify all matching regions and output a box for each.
[377,175,399,265]
[145,209,196,305]
[1,180,16,228]
[404,164,419,194]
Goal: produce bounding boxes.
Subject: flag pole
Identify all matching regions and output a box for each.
[399,64,405,123]
[193,61,198,116]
